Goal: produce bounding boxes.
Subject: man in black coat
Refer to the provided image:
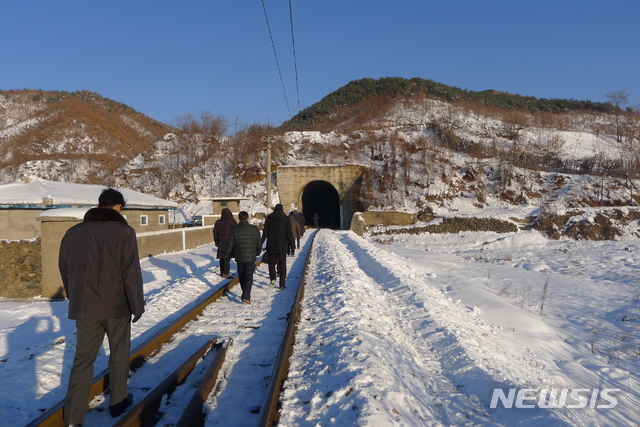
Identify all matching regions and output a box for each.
[214,208,238,278]
[262,204,294,289]
[288,210,301,256]
[59,188,144,425]
[224,211,262,304]
[294,210,305,248]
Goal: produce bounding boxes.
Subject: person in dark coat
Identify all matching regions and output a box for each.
[288,210,301,256]
[294,210,305,248]
[262,204,294,289]
[223,211,262,304]
[58,188,144,425]
[214,208,238,278]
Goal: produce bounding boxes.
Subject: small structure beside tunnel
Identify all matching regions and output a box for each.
[200,196,248,225]
[277,165,366,230]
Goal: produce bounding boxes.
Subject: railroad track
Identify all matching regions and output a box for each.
[26,232,316,427]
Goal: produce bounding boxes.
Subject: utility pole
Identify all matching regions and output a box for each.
[261,135,275,214]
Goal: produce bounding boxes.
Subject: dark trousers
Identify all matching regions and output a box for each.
[64,316,131,425]
[268,253,287,288]
[237,261,256,301]
[220,257,231,276]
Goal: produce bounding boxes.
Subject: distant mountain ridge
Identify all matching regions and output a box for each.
[2,79,639,240]
[283,77,614,130]
[0,89,173,184]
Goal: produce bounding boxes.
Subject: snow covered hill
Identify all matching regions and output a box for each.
[0,89,171,184]
[3,82,639,234]
[110,92,640,238]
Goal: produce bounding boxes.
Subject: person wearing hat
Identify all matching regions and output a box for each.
[59,188,144,425]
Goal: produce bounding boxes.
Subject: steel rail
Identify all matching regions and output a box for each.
[256,231,317,426]
[175,338,232,427]
[25,247,303,427]
[25,273,242,427]
[113,338,231,427]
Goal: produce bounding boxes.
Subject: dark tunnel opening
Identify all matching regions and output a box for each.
[302,180,341,229]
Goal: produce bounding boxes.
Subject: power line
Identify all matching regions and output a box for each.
[261,0,291,118]
[288,0,301,112]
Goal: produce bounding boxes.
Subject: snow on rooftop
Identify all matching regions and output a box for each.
[0,178,177,208]
[201,196,250,201]
[37,207,89,220]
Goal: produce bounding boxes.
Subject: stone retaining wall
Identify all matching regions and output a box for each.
[350,210,426,236]
[1,223,216,299]
[0,239,42,299]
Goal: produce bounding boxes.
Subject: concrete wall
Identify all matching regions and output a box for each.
[277,165,367,229]
[36,217,215,299]
[0,209,43,240]
[203,215,216,226]
[212,200,242,216]
[349,210,422,237]
[205,200,245,225]
[0,207,171,240]
[39,215,81,298]
[360,211,419,227]
[137,226,214,259]
[120,208,171,233]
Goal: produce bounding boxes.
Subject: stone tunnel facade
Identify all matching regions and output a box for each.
[277,165,367,230]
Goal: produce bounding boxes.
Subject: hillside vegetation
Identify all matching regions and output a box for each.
[0,89,171,183]
[1,79,640,240]
[282,77,614,130]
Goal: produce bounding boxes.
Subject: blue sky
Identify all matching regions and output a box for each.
[1,1,638,127]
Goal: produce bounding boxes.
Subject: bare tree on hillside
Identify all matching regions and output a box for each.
[174,111,229,158]
[419,149,433,193]
[401,145,411,195]
[175,113,199,133]
[626,106,640,146]
[219,122,274,192]
[199,111,229,139]
[606,90,630,143]
[388,132,400,190]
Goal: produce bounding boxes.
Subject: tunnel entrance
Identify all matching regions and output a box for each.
[302,180,341,229]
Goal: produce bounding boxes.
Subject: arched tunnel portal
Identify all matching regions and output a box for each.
[302,181,340,229]
[276,165,367,231]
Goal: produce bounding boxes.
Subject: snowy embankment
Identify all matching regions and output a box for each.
[0,229,639,426]
[280,230,639,426]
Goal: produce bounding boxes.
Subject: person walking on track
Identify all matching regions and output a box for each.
[294,210,305,249]
[224,211,262,304]
[288,210,301,256]
[262,204,294,289]
[58,188,144,426]
[214,208,238,278]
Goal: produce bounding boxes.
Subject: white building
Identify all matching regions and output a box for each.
[0,177,177,239]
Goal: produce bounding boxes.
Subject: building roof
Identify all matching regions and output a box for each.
[202,196,250,201]
[37,207,89,220]
[0,177,177,209]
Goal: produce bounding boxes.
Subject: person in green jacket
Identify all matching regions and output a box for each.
[224,211,262,304]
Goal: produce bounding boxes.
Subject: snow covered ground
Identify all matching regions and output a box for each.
[1,228,639,426]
